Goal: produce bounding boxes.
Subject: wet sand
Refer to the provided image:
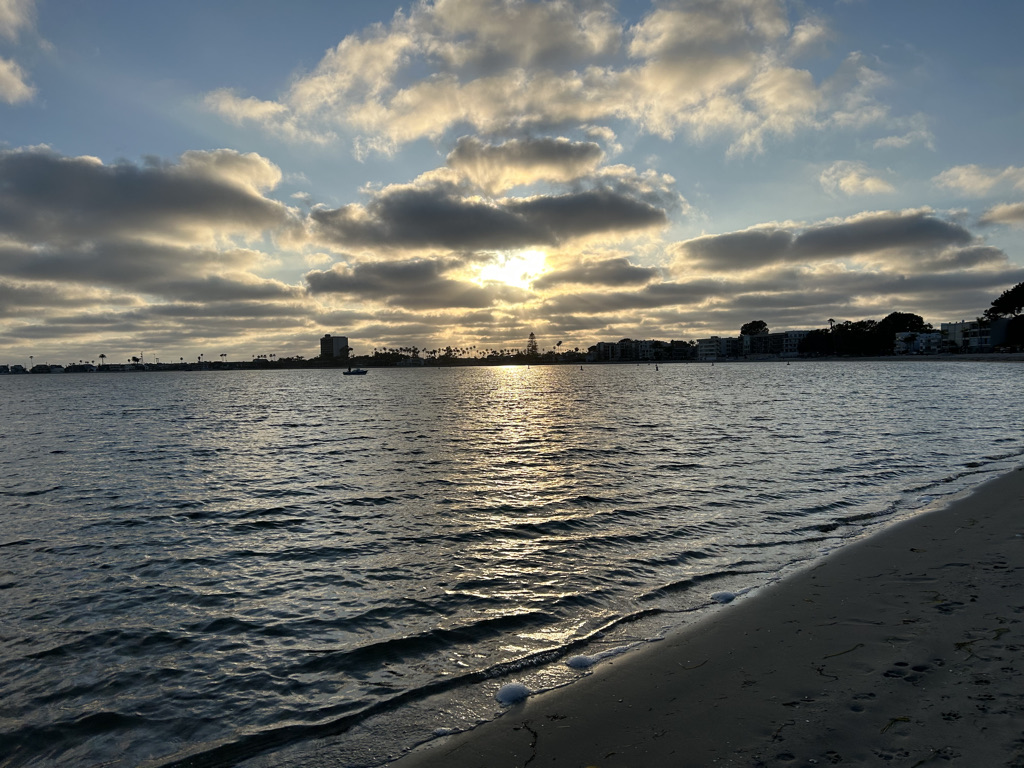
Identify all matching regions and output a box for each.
[388,466,1024,767]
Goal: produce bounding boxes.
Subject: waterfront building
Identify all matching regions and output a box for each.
[894,331,943,355]
[697,336,740,360]
[781,330,809,357]
[590,339,656,361]
[320,334,350,359]
[942,321,988,352]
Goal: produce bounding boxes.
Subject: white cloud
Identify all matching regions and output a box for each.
[979,202,1024,228]
[0,55,32,103]
[874,129,933,150]
[820,161,895,196]
[423,0,621,68]
[0,0,34,41]
[825,52,889,129]
[785,17,830,59]
[203,89,335,144]
[204,0,884,158]
[933,164,1024,196]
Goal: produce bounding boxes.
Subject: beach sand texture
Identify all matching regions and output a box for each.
[389,466,1024,767]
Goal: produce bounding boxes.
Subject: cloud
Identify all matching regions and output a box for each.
[824,51,890,130]
[933,164,1024,196]
[819,160,895,196]
[309,164,674,251]
[0,0,34,42]
[0,146,295,246]
[203,89,335,144]
[532,256,660,288]
[874,129,934,150]
[536,261,1024,337]
[979,202,1024,228]
[0,144,312,353]
[420,0,621,69]
[310,176,547,251]
[0,0,37,104]
[0,55,33,103]
[447,136,605,194]
[205,0,881,157]
[785,17,830,58]
[0,277,118,318]
[673,209,981,271]
[304,257,529,309]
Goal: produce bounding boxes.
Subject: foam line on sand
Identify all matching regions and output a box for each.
[389,466,1024,767]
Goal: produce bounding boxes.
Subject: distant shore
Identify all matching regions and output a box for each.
[387,466,1024,767]
[3,351,1023,374]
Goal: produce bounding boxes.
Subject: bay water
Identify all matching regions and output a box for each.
[1,361,1021,767]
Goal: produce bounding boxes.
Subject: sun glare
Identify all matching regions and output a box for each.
[476,249,547,289]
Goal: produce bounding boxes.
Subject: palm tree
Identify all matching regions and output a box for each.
[98,354,105,369]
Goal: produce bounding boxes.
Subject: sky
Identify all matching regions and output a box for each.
[2,0,1023,365]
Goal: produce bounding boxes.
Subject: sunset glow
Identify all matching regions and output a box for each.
[476,250,548,290]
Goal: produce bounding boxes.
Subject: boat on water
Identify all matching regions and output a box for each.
[343,368,368,375]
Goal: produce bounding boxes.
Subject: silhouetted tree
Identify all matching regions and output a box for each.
[1004,316,1024,348]
[984,281,1024,319]
[798,329,832,357]
[740,320,769,336]
[526,332,539,358]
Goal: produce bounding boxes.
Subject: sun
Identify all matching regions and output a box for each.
[476,249,547,289]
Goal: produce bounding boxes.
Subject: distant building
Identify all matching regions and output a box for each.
[589,338,658,362]
[781,330,809,357]
[941,321,990,352]
[894,331,943,355]
[696,337,721,361]
[697,336,740,360]
[320,334,350,359]
[940,319,1010,352]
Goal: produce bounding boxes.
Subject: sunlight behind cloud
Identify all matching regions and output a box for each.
[476,249,547,289]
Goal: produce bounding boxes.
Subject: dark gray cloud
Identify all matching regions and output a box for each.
[447,136,605,192]
[0,278,109,318]
[676,210,979,270]
[304,257,530,309]
[677,228,794,270]
[539,264,1024,322]
[533,257,660,288]
[0,241,298,302]
[310,175,670,251]
[4,296,321,360]
[310,187,544,250]
[507,189,668,240]
[793,211,973,259]
[0,147,294,244]
[151,276,303,303]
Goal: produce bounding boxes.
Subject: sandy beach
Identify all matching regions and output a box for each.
[389,466,1024,768]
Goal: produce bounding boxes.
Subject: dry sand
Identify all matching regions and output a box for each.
[388,466,1024,767]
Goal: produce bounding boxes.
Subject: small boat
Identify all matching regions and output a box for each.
[343,368,368,375]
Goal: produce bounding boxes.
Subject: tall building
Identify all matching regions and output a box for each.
[320,334,350,359]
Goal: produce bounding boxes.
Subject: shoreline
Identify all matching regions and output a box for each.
[386,465,1024,767]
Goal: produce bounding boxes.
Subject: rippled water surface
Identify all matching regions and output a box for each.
[1,362,1022,767]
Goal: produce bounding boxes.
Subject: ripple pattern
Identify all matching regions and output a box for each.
[0,362,1022,767]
